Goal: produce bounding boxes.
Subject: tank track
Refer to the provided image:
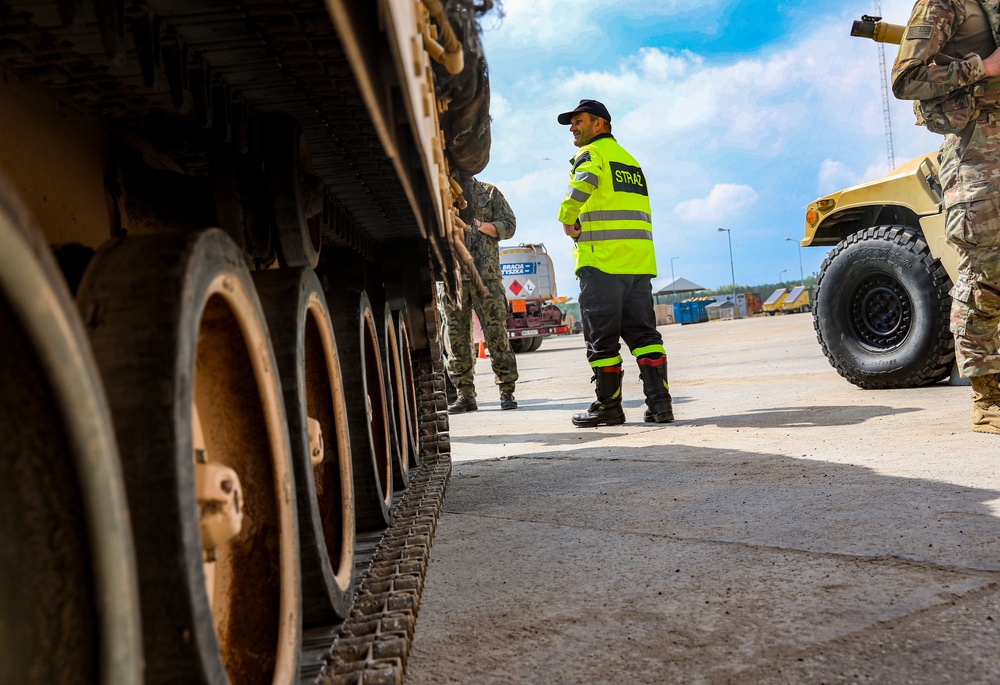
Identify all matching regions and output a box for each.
[300,354,452,684]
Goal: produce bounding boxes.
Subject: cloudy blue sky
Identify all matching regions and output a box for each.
[477,0,941,299]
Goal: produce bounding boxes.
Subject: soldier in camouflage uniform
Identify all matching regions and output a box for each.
[892,0,1000,433]
[445,178,519,413]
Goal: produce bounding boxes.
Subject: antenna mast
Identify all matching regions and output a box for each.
[875,0,896,169]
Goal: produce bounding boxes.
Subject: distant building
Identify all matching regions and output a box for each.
[654,277,706,304]
[708,293,760,318]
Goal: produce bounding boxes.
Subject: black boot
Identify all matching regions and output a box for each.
[639,357,674,423]
[448,394,478,414]
[572,365,626,427]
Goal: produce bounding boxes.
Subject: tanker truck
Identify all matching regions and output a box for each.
[804,15,960,390]
[499,243,570,352]
[0,1,497,684]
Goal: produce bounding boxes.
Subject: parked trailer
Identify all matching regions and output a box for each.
[782,285,812,313]
[763,288,789,315]
[0,2,495,684]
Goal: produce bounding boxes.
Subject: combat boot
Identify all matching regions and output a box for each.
[970,374,1000,434]
[448,394,478,414]
[638,356,674,423]
[572,365,626,427]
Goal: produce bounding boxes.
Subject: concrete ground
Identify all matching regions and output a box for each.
[405,313,1000,685]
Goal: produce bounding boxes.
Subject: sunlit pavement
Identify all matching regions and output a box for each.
[407,314,1000,684]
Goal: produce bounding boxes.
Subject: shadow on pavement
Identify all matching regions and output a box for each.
[450,430,633,447]
[681,404,921,429]
[408,444,1000,684]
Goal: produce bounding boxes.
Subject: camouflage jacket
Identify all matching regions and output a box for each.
[464,180,516,282]
[891,0,995,102]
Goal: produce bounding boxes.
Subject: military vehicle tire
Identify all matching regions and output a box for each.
[77,229,301,685]
[264,114,322,269]
[813,225,954,389]
[254,267,356,628]
[382,304,411,490]
[394,307,422,467]
[325,289,393,531]
[0,176,141,685]
[529,336,544,351]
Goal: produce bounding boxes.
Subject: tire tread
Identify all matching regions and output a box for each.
[813,225,954,389]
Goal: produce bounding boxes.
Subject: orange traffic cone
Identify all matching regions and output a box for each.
[477,340,487,359]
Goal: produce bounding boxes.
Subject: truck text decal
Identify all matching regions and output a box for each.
[501,262,536,276]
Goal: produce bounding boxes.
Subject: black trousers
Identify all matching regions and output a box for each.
[578,266,664,366]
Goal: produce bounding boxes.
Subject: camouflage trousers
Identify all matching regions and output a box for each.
[445,277,518,397]
[940,125,1000,377]
[945,198,1000,377]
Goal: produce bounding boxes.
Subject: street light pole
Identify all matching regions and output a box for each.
[717,228,736,313]
[779,268,787,285]
[670,256,679,299]
[785,237,804,286]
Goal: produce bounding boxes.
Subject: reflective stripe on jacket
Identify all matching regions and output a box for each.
[557,135,657,276]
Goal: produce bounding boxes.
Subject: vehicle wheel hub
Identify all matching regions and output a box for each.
[850,276,910,348]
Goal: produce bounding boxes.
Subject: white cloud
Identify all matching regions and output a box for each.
[490,91,512,119]
[817,159,861,196]
[539,44,815,159]
[673,184,758,223]
[479,0,946,296]
[491,0,725,47]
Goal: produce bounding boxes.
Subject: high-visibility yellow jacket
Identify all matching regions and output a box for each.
[558,134,657,276]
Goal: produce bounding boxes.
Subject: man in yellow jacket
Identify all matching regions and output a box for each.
[557,99,674,427]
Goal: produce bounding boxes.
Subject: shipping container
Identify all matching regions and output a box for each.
[673,299,711,325]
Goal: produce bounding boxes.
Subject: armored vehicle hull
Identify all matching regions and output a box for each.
[0,1,492,683]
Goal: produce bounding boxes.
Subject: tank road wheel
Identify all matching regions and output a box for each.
[382,305,411,489]
[254,268,356,627]
[813,225,954,389]
[263,114,322,269]
[0,178,141,685]
[394,308,422,468]
[326,290,393,531]
[77,230,300,685]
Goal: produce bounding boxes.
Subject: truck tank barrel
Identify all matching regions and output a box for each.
[851,15,904,45]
